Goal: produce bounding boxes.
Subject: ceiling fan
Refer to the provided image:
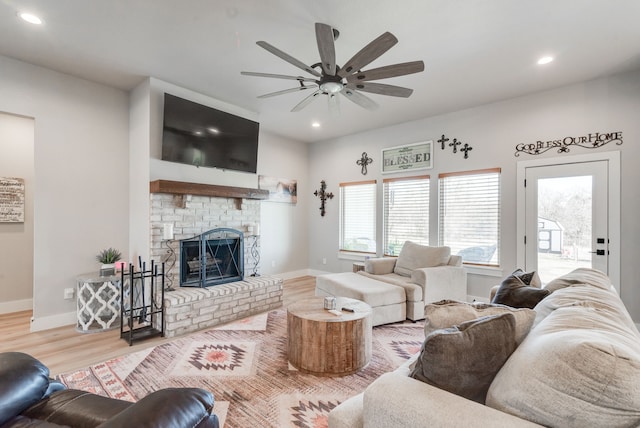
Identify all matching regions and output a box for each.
[241,23,425,112]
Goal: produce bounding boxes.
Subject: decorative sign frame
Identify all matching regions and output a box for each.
[382,141,433,174]
[0,177,25,223]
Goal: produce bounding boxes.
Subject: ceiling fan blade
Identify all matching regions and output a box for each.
[345,82,413,98]
[340,88,379,110]
[258,85,315,99]
[315,23,336,76]
[337,32,398,78]
[256,41,322,78]
[241,71,317,83]
[345,61,425,83]
[291,90,322,112]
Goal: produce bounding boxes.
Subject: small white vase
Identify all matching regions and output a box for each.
[100,263,116,276]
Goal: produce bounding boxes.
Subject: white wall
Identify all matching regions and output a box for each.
[256,132,310,278]
[129,80,152,262]
[308,69,640,322]
[0,113,34,313]
[0,55,130,329]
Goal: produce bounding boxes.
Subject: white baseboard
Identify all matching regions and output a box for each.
[274,269,313,280]
[275,269,330,279]
[30,311,76,332]
[306,269,331,277]
[0,298,32,314]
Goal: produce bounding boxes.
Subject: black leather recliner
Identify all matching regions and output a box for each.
[0,352,220,428]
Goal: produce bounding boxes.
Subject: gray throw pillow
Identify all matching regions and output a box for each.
[511,268,542,288]
[409,312,518,404]
[492,274,550,309]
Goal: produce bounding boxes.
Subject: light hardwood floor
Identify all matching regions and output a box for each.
[0,276,316,376]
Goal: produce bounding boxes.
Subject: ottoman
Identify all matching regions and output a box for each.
[315,272,406,326]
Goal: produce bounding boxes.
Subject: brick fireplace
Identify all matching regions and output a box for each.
[149,180,268,289]
[148,180,283,337]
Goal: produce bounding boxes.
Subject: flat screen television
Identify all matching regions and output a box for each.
[161,93,259,174]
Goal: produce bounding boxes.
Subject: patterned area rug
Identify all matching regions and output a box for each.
[57,309,424,428]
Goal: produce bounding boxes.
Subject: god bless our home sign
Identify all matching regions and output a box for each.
[382,141,432,173]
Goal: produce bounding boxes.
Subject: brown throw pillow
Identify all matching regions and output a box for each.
[492,274,550,309]
[409,313,518,404]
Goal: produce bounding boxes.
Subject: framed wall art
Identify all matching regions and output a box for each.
[259,175,298,204]
[0,177,25,223]
[382,141,432,174]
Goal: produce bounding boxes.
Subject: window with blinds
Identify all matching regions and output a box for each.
[383,175,429,256]
[439,168,501,266]
[339,180,377,253]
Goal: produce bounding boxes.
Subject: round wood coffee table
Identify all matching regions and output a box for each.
[287,297,372,376]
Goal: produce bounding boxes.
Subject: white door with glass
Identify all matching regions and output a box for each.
[517,153,620,289]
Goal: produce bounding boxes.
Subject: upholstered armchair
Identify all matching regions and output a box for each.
[359,241,467,320]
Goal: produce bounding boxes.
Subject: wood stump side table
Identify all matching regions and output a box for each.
[287,297,372,376]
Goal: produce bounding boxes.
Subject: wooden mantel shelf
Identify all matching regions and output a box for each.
[150,180,269,200]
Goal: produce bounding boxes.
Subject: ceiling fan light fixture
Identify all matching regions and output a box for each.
[242,23,424,112]
[319,81,343,94]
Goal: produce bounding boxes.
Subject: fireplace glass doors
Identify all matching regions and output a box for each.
[180,228,244,287]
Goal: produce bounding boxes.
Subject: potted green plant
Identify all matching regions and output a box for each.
[96,247,122,276]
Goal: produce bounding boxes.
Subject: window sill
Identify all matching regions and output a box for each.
[338,251,376,262]
[463,264,503,278]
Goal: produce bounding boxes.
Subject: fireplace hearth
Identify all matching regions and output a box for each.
[180,228,244,287]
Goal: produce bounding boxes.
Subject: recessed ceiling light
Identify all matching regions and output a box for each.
[18,12,43,25]
[537,56,554,65]
[311,122,321,128]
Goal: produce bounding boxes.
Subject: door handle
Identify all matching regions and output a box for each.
[590,249,606,256]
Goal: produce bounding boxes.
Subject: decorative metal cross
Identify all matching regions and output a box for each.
[449,138,462,153]
[356,152,373,175]
[437,134,450,150]
[461,143,473,159]
[313,180,334,217]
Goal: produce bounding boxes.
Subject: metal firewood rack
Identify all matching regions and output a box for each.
[120,260,165,345]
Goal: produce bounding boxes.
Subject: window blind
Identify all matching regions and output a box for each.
[439,168,501,266]
[339,180,377,253]
[383,175,429,256]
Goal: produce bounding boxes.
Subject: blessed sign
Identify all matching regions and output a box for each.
[382,141,432,173]
[0,177,25,223]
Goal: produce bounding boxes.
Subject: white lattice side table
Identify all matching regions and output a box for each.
[76,272,121,333]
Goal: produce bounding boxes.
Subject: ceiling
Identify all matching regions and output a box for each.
[2,0,640,143]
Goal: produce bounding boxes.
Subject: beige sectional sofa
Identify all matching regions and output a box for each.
[328,268,640,428]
